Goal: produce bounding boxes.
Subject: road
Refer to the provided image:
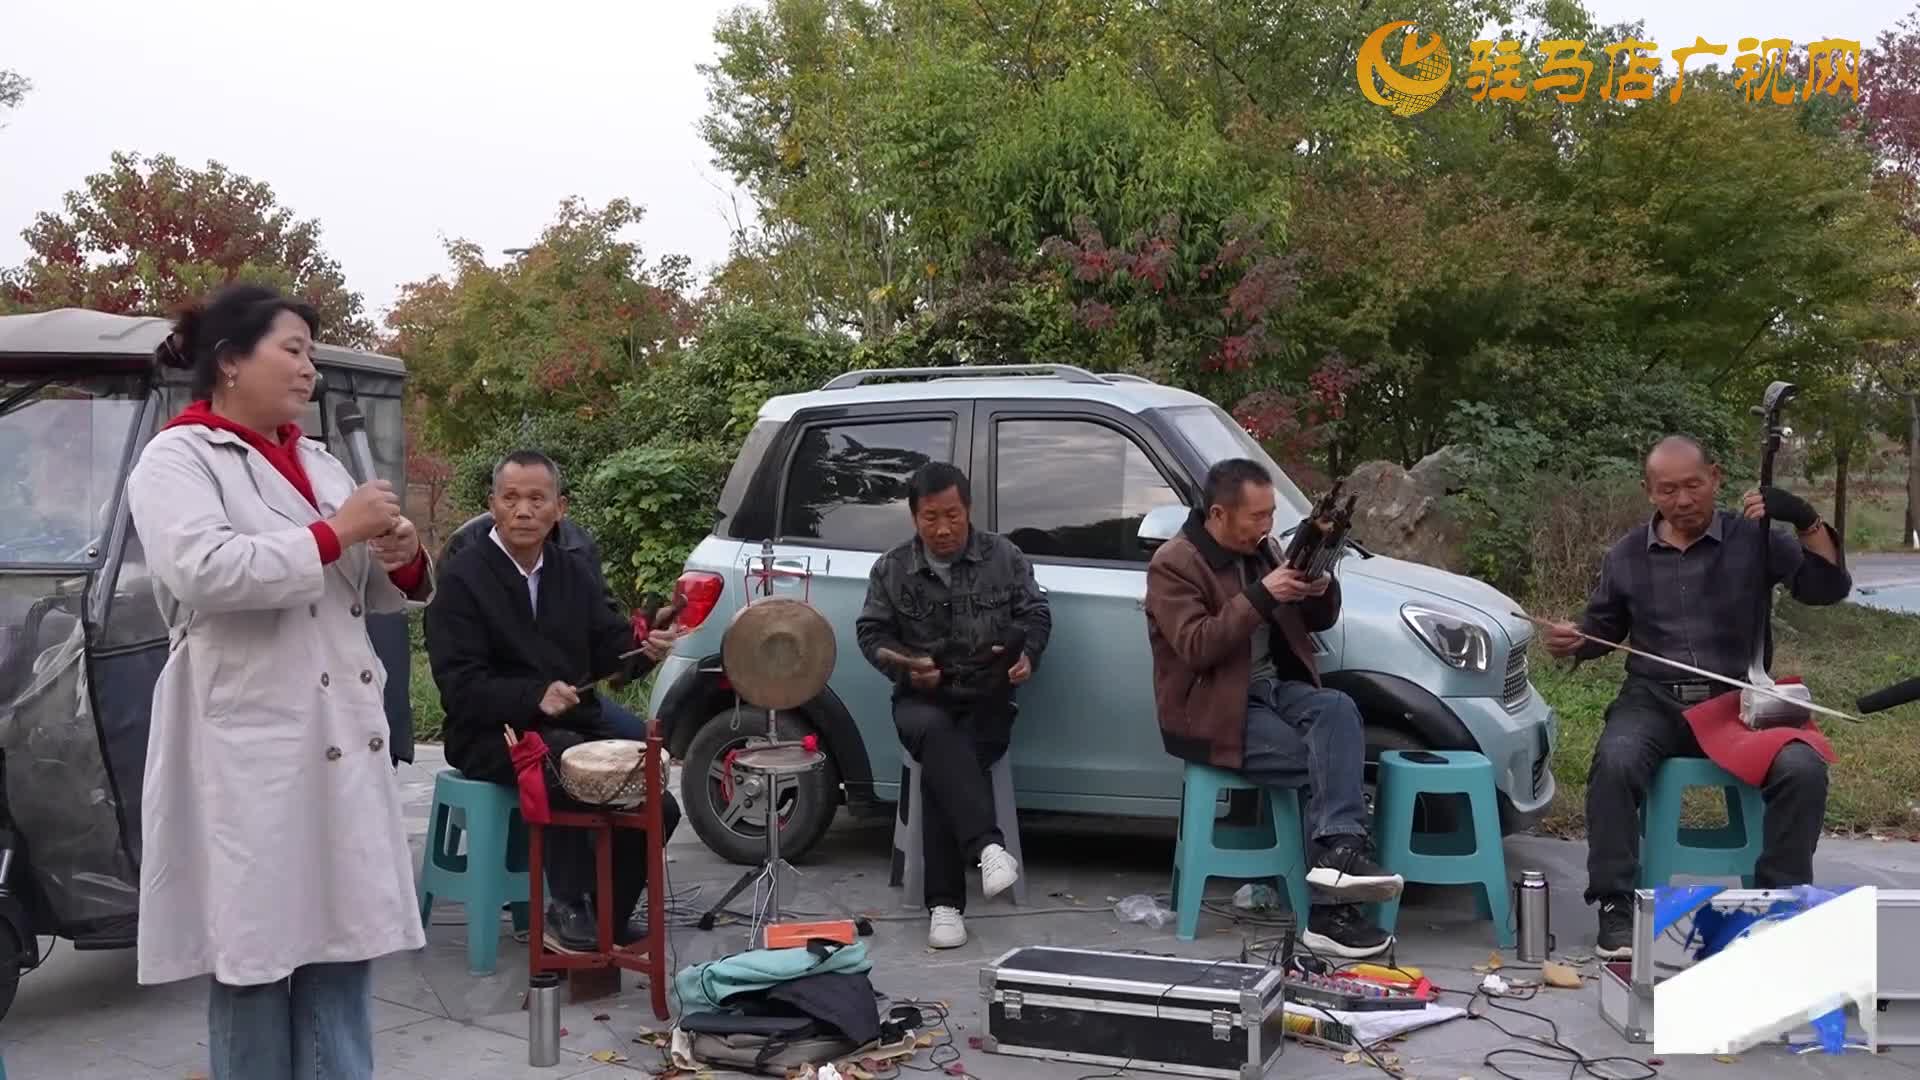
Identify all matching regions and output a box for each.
[1848,552,1920,614]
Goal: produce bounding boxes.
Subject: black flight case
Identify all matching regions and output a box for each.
[980,945,1287,1078]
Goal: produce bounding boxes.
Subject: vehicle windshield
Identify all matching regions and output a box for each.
[1161,404,1314,526]
[0,373,146,566]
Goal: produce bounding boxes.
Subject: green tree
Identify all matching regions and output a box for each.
[0,152,373,344]
[385,197,696,456]
[0,70,28,124]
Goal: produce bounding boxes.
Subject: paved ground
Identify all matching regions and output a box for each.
[1848,552,1920,614]
[7,745,1920,1079]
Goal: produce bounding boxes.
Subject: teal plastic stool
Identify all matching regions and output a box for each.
[1369,750,1513,948]
[1171,763,1311,941]
[417,769,531,974]
[1639,757,1764,889]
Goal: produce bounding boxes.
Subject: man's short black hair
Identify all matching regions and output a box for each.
[1203,458,1272,510]
[907,461,971,513]
[492,449,564,495]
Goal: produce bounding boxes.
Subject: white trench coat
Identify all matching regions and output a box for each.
[126,424,430,987]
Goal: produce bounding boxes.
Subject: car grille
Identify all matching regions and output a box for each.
[1503,641,1531,711]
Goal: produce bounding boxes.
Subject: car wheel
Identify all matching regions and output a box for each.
[1363,726,1464,836]
[681,708,839,866]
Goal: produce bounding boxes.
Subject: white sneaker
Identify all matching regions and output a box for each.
[979,843,1020,898]
[929,906,967,949]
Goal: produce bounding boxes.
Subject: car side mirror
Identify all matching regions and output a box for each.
[1137,504,1190,551]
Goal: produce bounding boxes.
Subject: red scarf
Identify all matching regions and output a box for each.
[163,401,425,592]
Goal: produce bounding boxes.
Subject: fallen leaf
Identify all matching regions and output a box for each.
[1484,950,1504,971]
[559,1027,569,1037]
[186,1074,209,1080]
[1344,1051,1364,1064]
[1714,1055,1738,1064]
[944,1065,966,1076]
[593,1012,611,1021]
[589,1050,628,1064]
[967,1036,984,1050]
[916,1034,935,1048]
[1542,961,1583,989]
[1648,1058,1664,1066]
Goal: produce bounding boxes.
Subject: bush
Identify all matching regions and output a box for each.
[578,440,737,602]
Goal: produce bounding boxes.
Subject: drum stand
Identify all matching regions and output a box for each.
[694,736,869,945]
[695,543,870,944]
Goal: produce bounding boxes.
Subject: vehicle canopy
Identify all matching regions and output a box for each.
[0,308,412,942]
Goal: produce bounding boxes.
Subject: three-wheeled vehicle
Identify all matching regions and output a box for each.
[0,307,419,1021]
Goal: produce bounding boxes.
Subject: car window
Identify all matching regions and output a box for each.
[779,417,954,550]
[994,418,1185,562]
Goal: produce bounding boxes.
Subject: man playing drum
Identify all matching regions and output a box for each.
[856,462,1052,950]
[424,450,682,953]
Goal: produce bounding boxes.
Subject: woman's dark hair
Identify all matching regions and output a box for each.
[154,283,321,400]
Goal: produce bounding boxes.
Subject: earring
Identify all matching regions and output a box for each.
[226,376,236,389]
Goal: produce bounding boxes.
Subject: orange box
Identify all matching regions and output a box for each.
[764,920,859,948]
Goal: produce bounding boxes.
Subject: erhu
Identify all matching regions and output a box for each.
[1278,479,1360,578]
[1740,380,1817,731]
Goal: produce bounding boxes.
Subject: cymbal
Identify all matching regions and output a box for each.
[721,597,837,711]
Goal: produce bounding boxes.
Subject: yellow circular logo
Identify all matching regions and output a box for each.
[1357,21,1452,116]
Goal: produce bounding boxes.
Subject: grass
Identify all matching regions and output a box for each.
[1530,596,1920,838]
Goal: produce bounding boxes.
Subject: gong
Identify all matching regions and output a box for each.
[720,596,837,711]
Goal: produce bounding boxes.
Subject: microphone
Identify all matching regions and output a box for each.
[1859,676,1920,715]
[333,399,377,485]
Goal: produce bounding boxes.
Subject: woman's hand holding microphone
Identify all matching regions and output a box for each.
[327,481,422,568]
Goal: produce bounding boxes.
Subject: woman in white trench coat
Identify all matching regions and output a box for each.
[125,284,433,1080]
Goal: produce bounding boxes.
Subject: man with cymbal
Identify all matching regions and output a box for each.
[1542,435,1850,960]
[856,461,1051,950]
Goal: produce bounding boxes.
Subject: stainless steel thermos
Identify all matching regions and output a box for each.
[528,972,562,1067]
[1515,870,1552,963]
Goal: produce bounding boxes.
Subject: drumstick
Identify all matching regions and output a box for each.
[571,645,654,693]
[1511,611,1864,724]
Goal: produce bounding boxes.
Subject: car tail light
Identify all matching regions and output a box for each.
[674,571,724,630]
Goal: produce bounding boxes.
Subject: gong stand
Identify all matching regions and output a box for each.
[695,545,867,943]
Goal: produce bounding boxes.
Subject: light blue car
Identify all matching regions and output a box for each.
[647,364,1558,865]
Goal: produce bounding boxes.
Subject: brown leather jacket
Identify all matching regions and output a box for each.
[1144,512,1341,770]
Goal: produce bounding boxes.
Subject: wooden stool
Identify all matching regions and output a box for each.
[527,724,671,1019]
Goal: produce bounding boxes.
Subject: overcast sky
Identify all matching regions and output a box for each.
[0,0,1904,330]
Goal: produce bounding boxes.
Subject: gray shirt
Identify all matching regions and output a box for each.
[1575,509,1852,683]
[1241,562,1277,684]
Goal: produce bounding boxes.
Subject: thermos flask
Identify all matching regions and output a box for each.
[528,972,562,1067]
[1515,870,1552,963]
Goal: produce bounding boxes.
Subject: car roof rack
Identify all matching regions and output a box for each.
[1100,373,1154,383]
[820,363,1107,390]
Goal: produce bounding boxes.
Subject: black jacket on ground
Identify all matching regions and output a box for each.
[424,533,654,785]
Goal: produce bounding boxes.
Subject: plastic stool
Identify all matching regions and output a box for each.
[1170,763,1311,942]
[1370,750,1513,948]
[417,769,531,974]
[889,752,1028,907]
[1639,757,1765,889]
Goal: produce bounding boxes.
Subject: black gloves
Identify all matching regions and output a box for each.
[1760,486,1819,531]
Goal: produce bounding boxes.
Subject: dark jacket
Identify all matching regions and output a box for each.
[423,532,653,785]
[855,529,1052,704]
[1144,511,1340,770]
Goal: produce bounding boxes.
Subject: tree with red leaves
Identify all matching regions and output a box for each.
[1859,7,1920,541]
[0,151,373,345]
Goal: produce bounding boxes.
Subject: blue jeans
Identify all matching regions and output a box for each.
[1238,678,1371,843]
[601,693,645,740]
[208,960,372,1080]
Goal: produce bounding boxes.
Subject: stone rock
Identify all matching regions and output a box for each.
[1342,447,1474,570]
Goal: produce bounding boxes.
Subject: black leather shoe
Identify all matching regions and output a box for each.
[543,901,598,953]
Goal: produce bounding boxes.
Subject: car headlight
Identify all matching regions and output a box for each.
[1401,603,1492,673]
